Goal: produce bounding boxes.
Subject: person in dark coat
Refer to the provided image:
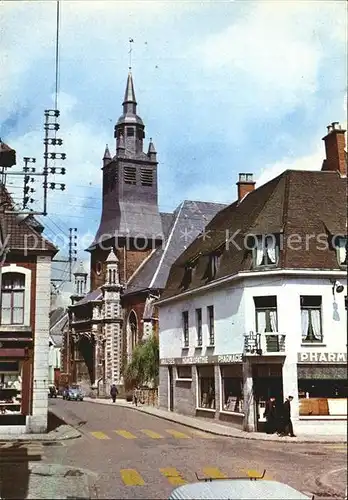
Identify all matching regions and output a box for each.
[110,384,118,403]
[264,397,277,434]
[283,395,296,437]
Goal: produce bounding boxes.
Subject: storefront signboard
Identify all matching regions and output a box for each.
[297,352,347,364]
[160,353,243,366]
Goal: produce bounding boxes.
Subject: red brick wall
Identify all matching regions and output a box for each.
[90,245,152,291]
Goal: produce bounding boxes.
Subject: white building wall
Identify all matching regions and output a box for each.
[27,255,51,433]
[160,274,348,358]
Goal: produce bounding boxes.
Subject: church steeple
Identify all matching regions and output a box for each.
[114,72,145,156]
[123,72,137,114]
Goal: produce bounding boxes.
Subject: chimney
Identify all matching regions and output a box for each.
[322,122,347,176]
[237,173,255,202]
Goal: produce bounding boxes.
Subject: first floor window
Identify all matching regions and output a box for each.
[196,308,202,346]
[254,296,278,332]
[1,273,25,325]
[301,296,322,343]
[197,366,215,409]
[182,311,189,347]
[220,365,243,413]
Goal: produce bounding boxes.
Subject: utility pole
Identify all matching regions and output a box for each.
[51,227,78,284]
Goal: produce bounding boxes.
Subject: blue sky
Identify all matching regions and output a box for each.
[1,0,346,301]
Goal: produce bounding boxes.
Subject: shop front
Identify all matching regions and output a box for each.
[0,329,33,427]
[297,351,347,418]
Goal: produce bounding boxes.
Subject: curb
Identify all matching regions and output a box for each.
[315,467,347,498]
[84,398,347,444]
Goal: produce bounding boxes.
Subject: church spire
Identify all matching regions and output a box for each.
[123,71,137,109]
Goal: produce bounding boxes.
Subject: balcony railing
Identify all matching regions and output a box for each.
[244,331,286,355]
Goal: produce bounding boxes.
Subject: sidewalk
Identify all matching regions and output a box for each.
[84,397,347,444]
[0,411,82,442]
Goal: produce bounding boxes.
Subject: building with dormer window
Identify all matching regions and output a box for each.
[158,123,347,433]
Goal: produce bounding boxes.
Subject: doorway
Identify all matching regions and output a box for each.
[168,366,174,412]
[252,364,283,432]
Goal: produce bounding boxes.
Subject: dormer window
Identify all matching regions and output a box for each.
[180,267,192,290]
[336,237,347,267]
[253,235,279,268]
[205,253,221,281]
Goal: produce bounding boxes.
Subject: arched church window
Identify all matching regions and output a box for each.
[96,261,102,276]
[112,269,116,283]
[128,310,138,353]
[108,269,112,284]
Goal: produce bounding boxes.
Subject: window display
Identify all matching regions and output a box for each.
[220,365,243,413]
[197,366,215,409]
[0,362,22,415]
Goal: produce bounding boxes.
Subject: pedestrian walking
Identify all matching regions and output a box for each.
[283,395,296,437]
[264,396,277,434]
[110,384,118,403]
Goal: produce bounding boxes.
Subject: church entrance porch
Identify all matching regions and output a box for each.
[73,333,95,393]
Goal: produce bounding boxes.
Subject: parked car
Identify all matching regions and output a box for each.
[62,385,84,401]
[48,385,57,398]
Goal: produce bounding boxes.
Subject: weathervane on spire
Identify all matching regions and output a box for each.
[128,38,134,70]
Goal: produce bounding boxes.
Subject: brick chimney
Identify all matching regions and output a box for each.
[322,122,347,176]
[237,173,255,201]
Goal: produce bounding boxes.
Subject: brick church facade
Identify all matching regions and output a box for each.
[61,72,226,395]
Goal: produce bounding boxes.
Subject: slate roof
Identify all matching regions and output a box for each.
[0,184,57,255]
[124,200,227,295]
[69,287,102,308]
[162,170,347,300]
[49,307,68,347]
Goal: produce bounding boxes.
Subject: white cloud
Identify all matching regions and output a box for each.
[197,1,346,108]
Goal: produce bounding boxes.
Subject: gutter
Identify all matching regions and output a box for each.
[157,268,347,306]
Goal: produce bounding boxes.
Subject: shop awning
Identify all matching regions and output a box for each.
[298,364,348,380]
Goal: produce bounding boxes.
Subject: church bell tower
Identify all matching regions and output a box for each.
[90,72,164,251]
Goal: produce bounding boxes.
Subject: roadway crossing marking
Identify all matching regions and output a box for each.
[202,467,227,479]
[160,467,187,486]
[120,469,145,486]
[90,431,111,440]
[165,429,191,439]
[190,429,215,439]
[114,430,137,439]
[141,429,164,439]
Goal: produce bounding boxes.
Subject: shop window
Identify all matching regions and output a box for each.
[254,296,278,332]
[253,234,279,268]
[300,296,323,343]
[220,365,243,413]
[197,366,215,409]
[0,362,22,415]
[335,237,347,267]
[182,311,189,347]
[176,366,192,380]
[196,308,202,347]
[1,273,25,325]
[207,305,215,346]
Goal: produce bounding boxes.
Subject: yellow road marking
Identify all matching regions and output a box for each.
[241,468,271,480]
[120,469,145,486]
[166,429,191,439]
[160,467,187,486]
[90,431,111,440]
[141,429,164,439]
[114,430,137,439]
[190,430,215,439]
[202,467,227,479]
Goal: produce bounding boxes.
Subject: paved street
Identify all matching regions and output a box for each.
[0,398,346,499]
